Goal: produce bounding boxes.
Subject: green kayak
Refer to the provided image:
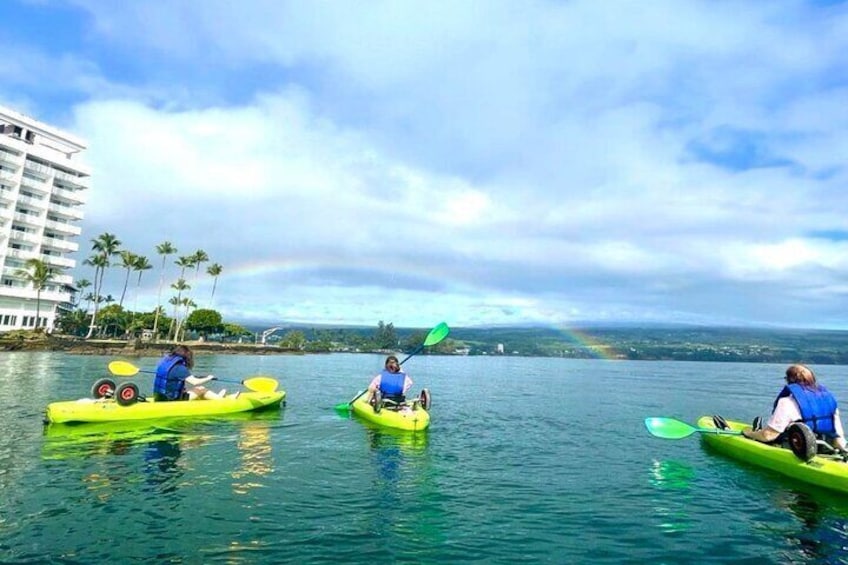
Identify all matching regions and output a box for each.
[696,416,848,494]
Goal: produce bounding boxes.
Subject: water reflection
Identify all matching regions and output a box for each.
[42,420,211,501]
[649,459,695,533]
[231,421,275,494]
[143,437,185,494]
[772,488,848,564]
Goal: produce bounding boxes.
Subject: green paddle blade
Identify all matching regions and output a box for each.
[644,417,698,439]
[423,322,450,346]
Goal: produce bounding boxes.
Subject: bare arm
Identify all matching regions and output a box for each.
[186,374,214,386]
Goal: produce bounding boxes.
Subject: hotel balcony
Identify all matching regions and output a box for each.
[52,185,86,203]
[8,230,40,245]
[42,254,75,269]
[42,236,79,253]
[13,212,45,227]
[44,218,82,236]
[47,202,83,220]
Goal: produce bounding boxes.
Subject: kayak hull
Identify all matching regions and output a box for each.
[45,391,286,424]
[350,393,430,431]
[697,416,848,494]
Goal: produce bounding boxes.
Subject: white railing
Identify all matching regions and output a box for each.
[47,202,83,220]
[8,231,39,244]
[42,237,79,252]
[44,219,81,236]
[13,212,44,226]
[52,186,85,202]
[43,255,74,268]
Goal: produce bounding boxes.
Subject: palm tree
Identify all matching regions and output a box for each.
[132,255,152,305]
[191,250,209,281]
[117,250,138,308]
[83,253,108,337]
[16,258,56,330]
[168,278,190,340]
[152,241,177,339]
[86,232,121,338]
[75,278,91,310]
[206,263,223,307]
[175,255,195,281]
[131,255,152,330]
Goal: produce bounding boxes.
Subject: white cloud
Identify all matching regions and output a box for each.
[4,0,848,328]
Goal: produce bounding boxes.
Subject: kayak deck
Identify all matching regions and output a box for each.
[350,393,430,431]
[697,416,848,494]
[45,390,286,424]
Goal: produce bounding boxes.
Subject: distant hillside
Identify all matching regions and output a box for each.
[238,323,848,364]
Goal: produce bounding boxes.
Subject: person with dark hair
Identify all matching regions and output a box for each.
[153,344,228,401]
[742,364,847,450]
[366,355,413,405]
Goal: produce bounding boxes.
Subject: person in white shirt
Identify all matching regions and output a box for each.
[742,364,847,451]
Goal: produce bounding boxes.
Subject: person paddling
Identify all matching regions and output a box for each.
[742,363,847,452]
[366,355,413,406]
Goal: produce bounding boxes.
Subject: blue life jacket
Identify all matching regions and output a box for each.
[773,383,839,437]
[379,370,406,397]
[153,354,187,400]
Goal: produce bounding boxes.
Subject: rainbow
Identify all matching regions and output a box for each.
[219,259,624,361]
[554,326,622,360]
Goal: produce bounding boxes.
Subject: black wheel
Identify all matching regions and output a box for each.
[115,382,140,406]
[786,423,816,461]
[419,388,431,411]
[372,390,382,413]
[91,378,116,399]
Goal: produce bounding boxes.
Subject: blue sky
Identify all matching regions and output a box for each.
[3,0,848,329]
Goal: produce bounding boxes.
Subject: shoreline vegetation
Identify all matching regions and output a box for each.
[4,325,848,364]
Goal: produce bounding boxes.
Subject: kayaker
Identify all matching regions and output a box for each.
[741,364,847,451]
[367,355,413,405]
[153,345,228,401]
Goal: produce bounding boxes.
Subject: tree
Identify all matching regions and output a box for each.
[191,249,209,282]
[131,254,152,314]
[222,322,250,341]
[185,308,224,337]
[279,330,306,350]
[85,232,121,338]
[16,258,56,330]
[206,262,223,307]
[75,278,91,310]
[117,250,137,308]
[168,279,190,340]
[153,241,177,339]
[55,308,88,336]
[374,320,398,349]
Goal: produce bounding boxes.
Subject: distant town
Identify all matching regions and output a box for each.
[251,323,848,365]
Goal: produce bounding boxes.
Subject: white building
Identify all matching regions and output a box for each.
[0,105,89,331]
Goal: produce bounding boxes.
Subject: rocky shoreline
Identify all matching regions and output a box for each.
[0,334,303,357]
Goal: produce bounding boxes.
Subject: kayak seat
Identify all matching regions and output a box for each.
[712,415,730,430]
[380,396,407,411]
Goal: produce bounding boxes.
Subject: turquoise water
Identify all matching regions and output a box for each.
[3,352,848,563]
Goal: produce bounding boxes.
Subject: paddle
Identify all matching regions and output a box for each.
[334,321,450,412]
[644,417,743,439]
[107,360,279,393]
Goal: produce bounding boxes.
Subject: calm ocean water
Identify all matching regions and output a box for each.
[3,352,848,563]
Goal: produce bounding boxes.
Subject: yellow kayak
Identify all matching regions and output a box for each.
[350,391,430,431]
[45,390,286,424]
[697,416,848,494]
